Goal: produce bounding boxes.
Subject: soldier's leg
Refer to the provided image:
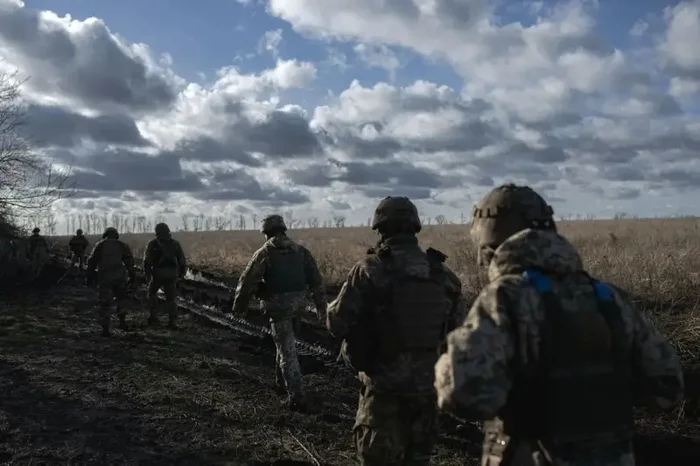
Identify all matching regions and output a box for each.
[97,284,114,336]
[114,281,129,330]
[147,278,161,324]
[269,317,304,400]
[163,280,178,328]
[353,387,406,466]
[403,393,439,466]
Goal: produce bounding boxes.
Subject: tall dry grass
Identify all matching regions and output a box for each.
[69,218,700,365]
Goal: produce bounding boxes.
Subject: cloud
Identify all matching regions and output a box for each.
[259,29,283,57]
[3,0,700,224]
[0,0,181,115]
[353,43,402,80]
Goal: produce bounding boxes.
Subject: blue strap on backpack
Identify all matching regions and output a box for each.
[522,268,613,302]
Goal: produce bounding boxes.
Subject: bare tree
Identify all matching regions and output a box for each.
[180,214,189,231]
[434,214,446,225]
[0,67,75,227]
[214,216,228,230]
[307,217,319,228]
[192,214,203,232]
[204,215,213,231]
[332,215,346,228]
[251,213,258,230]
[43,211,57,235]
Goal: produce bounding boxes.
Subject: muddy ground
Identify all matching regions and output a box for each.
[0,273,699,465]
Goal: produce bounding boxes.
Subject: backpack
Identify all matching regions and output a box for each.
[499,268,634,460]
[153,238,178,268]
[340,246,451,373]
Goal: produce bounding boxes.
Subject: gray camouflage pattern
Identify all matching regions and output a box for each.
[232,234,326,399]
[435,228,685,466]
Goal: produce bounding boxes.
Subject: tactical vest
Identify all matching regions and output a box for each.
[153,238,178,268]
[495,268,634,463]
[263,247,307,294]
[375,247,451,360]
[98,239,128,271]
[29,235,47,255]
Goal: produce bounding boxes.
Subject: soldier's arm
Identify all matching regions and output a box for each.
[622,296,685,410]
[434,280,520,421]
[444,266,467,333]
[325,260,373,339]
[86,241,103,271]
[175,241,187,277]
[143,240,154,275]
[301,247,326,312]
[122,243,135,274]
[231,249,267,315]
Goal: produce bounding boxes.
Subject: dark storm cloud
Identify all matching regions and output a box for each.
[24,105,150,148]
[609,187,641,200]
[0,1,178,113]
[67,151,205,193]
[192,168,309,205]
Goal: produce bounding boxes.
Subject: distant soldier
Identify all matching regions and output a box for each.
[68,229,89,272]
[434,184,685,466]
[143,222,187,329]
[86,227,136,337]
[231,214,327,412]
[28,227,50,279]
[326,196,466,466]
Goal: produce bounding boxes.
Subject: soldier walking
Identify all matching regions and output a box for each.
[326,196,466,466]
[143,223,187,329]
[28,227,49,279]
[68,229,89,273]
[231,214,327,412]
[434,184,685,466]
[86,227,136,337]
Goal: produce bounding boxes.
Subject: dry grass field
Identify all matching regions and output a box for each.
[100,218,700,358]
[6,217,695,464]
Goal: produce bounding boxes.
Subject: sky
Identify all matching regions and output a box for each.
[2,0,700,230]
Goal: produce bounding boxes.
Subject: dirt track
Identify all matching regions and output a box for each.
[0,263,698,465]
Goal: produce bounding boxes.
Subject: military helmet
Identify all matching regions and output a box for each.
[155,222,170,236]
[470,183,554,263]
[260,214,287,233]
[371,196,422,233]
[102,227,119,239]
[76,229,83,235]
[32,227,40,234]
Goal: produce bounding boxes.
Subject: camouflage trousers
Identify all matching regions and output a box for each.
[270,315,304,399]
[354,387,438,466]
[147,275,178,321]
[97,278,129,329]
[70,251,87,270]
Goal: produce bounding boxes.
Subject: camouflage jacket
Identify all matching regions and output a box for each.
[69,235,89,253]
[434,229,684,465]
[87,238,135,283]
[327,234,466,394]
[143,234,187,277]
[29,234,49,255]
[231,234,326,321]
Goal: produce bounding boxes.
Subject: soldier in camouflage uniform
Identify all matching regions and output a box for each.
[144,223,187,329]
[231,214,327,412]
[29,227,50,279]
[86,227,136,337]
[68,229,89,273]
[327,196,466,466]
[434,184,685,466]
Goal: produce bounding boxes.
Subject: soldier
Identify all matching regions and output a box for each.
[68,229,89,272]
[86,227,136,337]
[326,196,466,466]
[434,184,685,466]
[28,227,50,279]
[143,223,187,329]
[231,214,327,412]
